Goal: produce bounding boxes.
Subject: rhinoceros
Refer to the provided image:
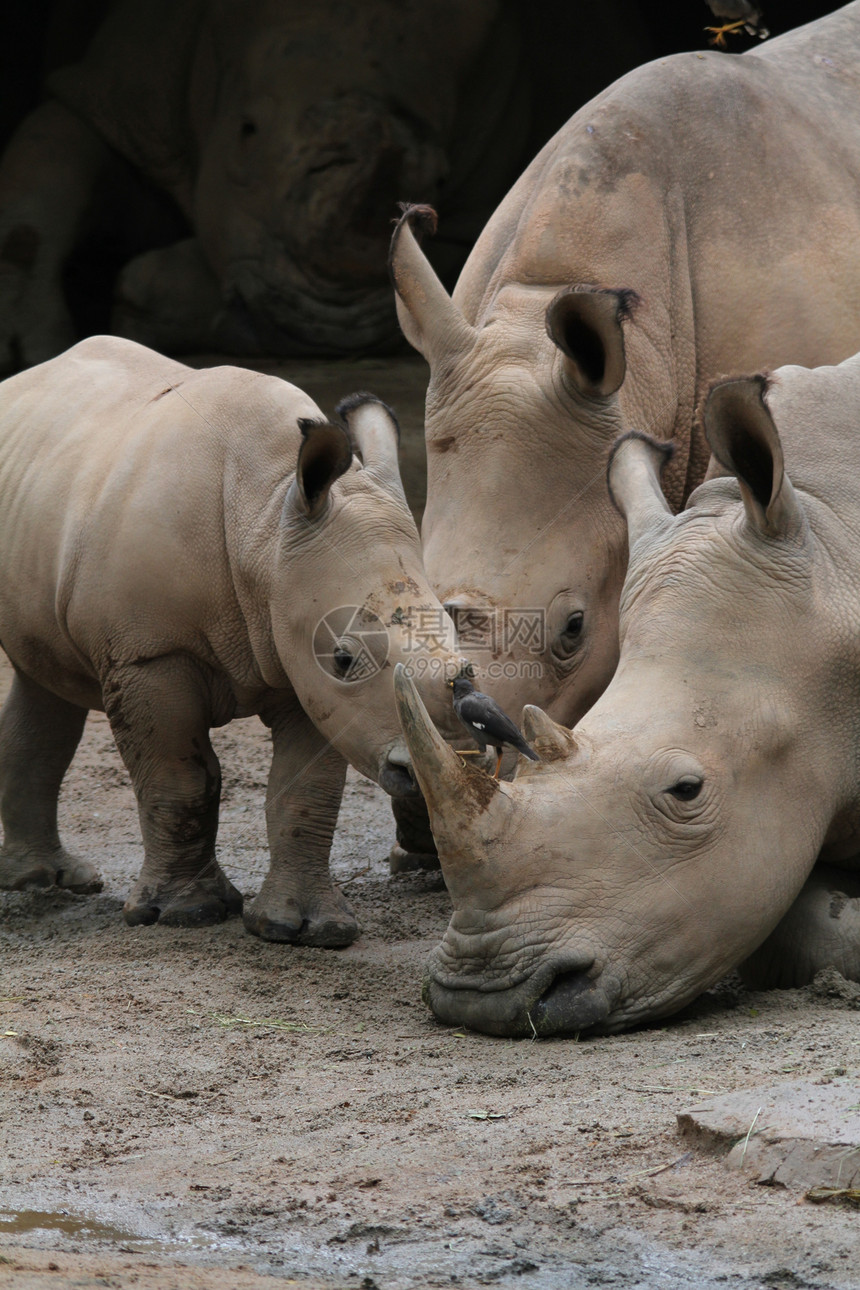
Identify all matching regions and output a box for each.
[391,1,860,732]
[0,335,463,944]
[394,354,860,1035]
[0,0,527,369]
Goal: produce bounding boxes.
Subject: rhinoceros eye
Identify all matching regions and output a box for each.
[240,118,258,139]
[667,776,703,802]
[553,611,584,659]
[333,647,355,678]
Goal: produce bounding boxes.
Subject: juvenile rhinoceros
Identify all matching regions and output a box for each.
[0,0,526,368]
[395,354,860,1035]
[0,336,462,944]
[391,1,860,730]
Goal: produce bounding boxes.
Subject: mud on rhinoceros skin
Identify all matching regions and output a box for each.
[395,352,860,1036]
[0,336,465,944]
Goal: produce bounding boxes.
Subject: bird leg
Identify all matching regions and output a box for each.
[705,19,747,46]
[493,750,504,780]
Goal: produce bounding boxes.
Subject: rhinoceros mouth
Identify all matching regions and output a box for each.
[423,957,621,1039]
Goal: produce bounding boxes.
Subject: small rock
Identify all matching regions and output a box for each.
[678,1080,860,1190]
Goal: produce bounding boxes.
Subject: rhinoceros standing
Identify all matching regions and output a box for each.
[391,1,860,731]
[0,0,527,369]
[0,336,463,944]
[395,354,860,1035]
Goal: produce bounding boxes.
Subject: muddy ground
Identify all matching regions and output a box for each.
[2,358,860,1290]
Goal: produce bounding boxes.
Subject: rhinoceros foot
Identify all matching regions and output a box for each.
[0,846,103,895]
[122,863,243,928]
[243,879,358,948]
[388,844,441,875]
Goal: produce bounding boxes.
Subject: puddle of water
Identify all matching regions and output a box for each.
[0,1209,146,1244]
[0,1208,250,1263]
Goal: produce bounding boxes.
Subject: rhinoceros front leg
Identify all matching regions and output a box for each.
[103,657,243,927]
[0,100,112,371]
[112,238,229,355]
[0,669,101,893]
[243,701,357,947]
[739,863,860,989]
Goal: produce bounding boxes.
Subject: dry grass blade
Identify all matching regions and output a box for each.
[739,1107,763,1164]
[187,1008,325,1033]
[805,1186,860,1208]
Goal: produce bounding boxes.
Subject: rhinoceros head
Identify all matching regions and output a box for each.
[390,206,643,729]
[396,373,840,1035]
[191,4,495,355]
[271,394,464,795]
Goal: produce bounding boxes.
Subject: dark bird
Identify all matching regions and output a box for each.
[448,675,539,779]
[705,0,768,46]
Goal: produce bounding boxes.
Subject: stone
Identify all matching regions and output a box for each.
[677,1081,860,1190]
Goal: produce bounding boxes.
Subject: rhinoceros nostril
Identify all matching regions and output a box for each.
[531,965,611,1035]
[379,757,418,799]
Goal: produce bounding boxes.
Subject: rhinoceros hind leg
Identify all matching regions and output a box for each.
[247,702,357,947]
[0,669,101,894]
[739,864,860,989]
[123,862,243,928]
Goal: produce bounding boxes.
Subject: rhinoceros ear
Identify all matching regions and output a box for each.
[545,286,638,399]
[703,375,804,540]
[388,204,475,362]
[292,419,353,519]
[335,392,407,505]
[607,431,674,548]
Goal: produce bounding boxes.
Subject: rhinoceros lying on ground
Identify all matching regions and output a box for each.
[0,336,462,943]
[0,0,525,369]
[395,354,860,1035]
[391,1,860,731]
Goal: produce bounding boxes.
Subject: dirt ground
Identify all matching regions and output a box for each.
[2,359,860,1290]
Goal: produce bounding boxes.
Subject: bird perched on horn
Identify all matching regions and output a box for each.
[448,674,539,779]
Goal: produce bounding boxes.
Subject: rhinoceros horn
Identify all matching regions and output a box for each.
[388,204,476,362]
[336,393,406,503]
[394,664,506,864]
[607,431,675,549]
[520,706,577,767]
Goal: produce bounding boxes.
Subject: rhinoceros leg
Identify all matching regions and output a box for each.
[0,100,112,372]
[0,669,101,893]
[243,702,357,948]
[739,864,860,989]
[112,238,229,355]
[388,794,440,874]
[103,657,243,928]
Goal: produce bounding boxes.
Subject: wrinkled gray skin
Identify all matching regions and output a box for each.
[0,336,462,944]
[396,355,860,1035]
[391,3,860,732]
[0,0,526,367]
